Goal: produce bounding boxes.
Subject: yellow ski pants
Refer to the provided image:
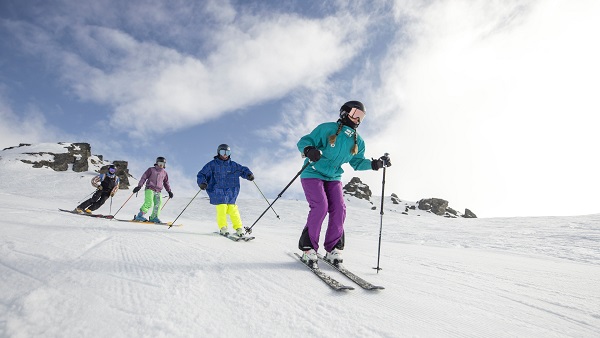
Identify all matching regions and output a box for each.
[216,204,242,230]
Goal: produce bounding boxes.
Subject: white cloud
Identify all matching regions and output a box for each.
[203,0,236,24]
[7,5,366,138]
[369,0,600,216]
[0,87,66,150]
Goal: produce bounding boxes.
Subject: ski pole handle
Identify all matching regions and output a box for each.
[380,152,391,168]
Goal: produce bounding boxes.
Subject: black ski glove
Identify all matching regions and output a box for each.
[168,191,174,199]
[199,183,207,190]
[371,155,392,171]
[303,146,321,162]
[247,174,254,181]
[133,186,141,193]
[371,159,384,170]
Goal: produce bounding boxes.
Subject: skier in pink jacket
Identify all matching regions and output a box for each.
[132,156,174,223]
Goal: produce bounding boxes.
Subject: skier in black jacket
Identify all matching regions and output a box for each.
[75,164,120,213]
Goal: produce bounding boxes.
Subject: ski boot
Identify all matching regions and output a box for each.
[148,216,162,224]
[74,208,84,214]
[301,249,318,269]
[219,227,230,236]
[134,211,148,222]
[235,228,245,237]
[85,209,92,214]
[324,249,343,266]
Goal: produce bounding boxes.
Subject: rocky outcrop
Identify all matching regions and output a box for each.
[418,198,449,216]
[342,177,477,218]
[464,209,477,218]
[416,198,478,218]
[343,177,372,201]
[19,142,91,172]
[3,143,32,150]
[112,160,131,189]
[12,142,131,189]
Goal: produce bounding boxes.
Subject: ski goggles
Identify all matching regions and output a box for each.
[219,149,231,156]
[108,167,116,174]
[157,161,166,168]
[348,107,366,122]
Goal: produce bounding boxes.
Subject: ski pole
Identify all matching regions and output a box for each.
[161,197,170,211]
[77,191,95,204]
[168,189,201,229]
[373,153,390,273]
[253,181,280,219]
[110,196,113,214]
[245,161,310,234]
[111,192,134,220]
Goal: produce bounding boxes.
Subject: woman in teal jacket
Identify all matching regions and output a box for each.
[297,100,391,268]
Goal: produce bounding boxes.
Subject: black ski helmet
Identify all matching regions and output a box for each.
[339,100,366,118]
[217,144,230,156]
[155,156,166,168]
[339,100,366,128]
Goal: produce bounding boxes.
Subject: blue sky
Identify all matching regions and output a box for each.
[1,0,599,217]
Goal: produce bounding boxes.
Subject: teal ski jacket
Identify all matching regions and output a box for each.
[297,122,373,181]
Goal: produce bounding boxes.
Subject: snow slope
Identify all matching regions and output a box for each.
[1,145,599,337]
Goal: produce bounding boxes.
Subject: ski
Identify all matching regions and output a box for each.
[293,253,354,291]
[317,253,384,290]
[59,208,114,219]
[214,232,255,242]
[113,217,183,227]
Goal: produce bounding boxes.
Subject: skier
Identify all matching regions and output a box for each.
[297,100,391,268]
[132,156,174,223]
[75,164,120,213]
[197,144,254,237]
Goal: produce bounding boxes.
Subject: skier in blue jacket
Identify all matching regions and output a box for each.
[297,100,391,268]
[197,144,254,237]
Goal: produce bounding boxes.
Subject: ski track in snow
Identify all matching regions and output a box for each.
[1,153,600,337]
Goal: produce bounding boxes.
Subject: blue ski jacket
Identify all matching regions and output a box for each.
[197,156,253,205]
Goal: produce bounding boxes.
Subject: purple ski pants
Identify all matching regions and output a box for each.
[300,178,346,252]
